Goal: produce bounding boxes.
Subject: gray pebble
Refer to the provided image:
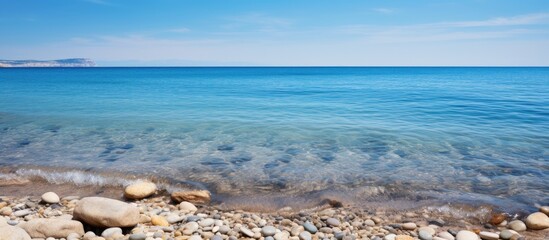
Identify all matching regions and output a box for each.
[130,233,147,240]
[187,216,201,222]
[14,209,32,217]
[335,231,345,240]
[261,226,277,236]
[299,231,312,240]
[303,222,318,233]
[419,230,433,240]
[499,230,513,240]
[7,220,18,226]
[327,218,341,227]
[210,235,223,240]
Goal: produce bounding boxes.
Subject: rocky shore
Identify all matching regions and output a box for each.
[1,181,548,240]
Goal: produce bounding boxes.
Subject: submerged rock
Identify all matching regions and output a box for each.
[73,197,139,227]
[171,190,211,204]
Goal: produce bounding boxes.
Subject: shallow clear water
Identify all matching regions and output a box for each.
[0,67,548,208]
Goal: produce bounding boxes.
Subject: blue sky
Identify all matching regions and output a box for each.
[1,0,549,66]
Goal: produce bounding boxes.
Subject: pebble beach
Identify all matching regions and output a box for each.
[1,181,548,240]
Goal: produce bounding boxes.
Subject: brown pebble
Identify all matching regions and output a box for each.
[488,213,506,225]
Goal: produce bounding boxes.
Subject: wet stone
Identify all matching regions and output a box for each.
[230,153,253,165]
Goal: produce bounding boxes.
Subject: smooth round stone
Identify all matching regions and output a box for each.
[265,237,274,240]
[401,222,417,230]
[189,235,202,240]
[302,222,318,233]
[199,218,215,227]
[67,232,81,240]
[218,225,230,234]
[14,209,32,217]
[298,231,312,240]
[326,218,341,227]
[151,215,169,226]
[211,235,223,240]
[478,232,498,240]
[499,230,513,240]
[365,219,376,226]
[456,230,479,240]
[41,192,60,204]
[241,227,255,237]
[524,212,549,230]
[437,231,455,240]
[262,226,277,236]
[384,234,396,240]
[130,233,147,240]
[419,227,436,236]
[7,220,18,226]
[508,220,526,231]
[419,230,433,240]
[102,227,123,238]
[179,201,198,212]
[187,216,201,222]
[124,181,157,200]
[334,231,345,240]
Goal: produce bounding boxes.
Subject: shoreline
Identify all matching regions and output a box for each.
[0,185,549,240]
[1,171,549,239]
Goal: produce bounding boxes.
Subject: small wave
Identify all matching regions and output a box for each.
[14,169,138,187]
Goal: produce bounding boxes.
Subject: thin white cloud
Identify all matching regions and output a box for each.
[439,13,549,27]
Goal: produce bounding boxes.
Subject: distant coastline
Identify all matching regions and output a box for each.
[0,58,95,67]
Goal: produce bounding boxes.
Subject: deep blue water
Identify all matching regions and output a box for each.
[0,67,548,207]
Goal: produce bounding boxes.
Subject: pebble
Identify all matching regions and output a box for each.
[218,225,230,234]
[102,227,123,238]
[189,235,202,240]
[327,217,341,227]
[524,212,549,230]
[507,220,526,231]
[41,192,60,204]
[211,235,223,240]
[437,231,455,240]
[166,214,184,223]
[199,218,215,227]
[303,222,318,233]
[298,231,312,240]
[419,226,436,236]
[419,230,434,240]
[0,206,12,216]
[384,234,396,240]
[151,215,169,226]
[7,219,18,225]
[478,232,498,240]
[365,219,376,226]
[130,233,147,240]
[540,206,549,215]
[14,209,32,217]
[67,233,81,240]
[262,226,277,236]
[395,235,414,240]
[455,230,479,240]
[488,213,506,225]
[241,227,255,237]
[179,201,198,212]
[124,181,157,199]
[401,222,417,230]
[499,230,513,240]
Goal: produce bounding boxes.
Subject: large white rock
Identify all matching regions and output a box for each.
[0,225,32,240]
[179,201,198,212]
[524,212,549,230]
[73,197,139,227]
[124,181,157,199]
[41,192,60,204]
[20,218,84,238]
[456,230,479,240]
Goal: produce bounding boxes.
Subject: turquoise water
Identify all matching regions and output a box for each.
[0,67,548,208]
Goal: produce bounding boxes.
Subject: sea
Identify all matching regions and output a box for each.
[0,67,547,212]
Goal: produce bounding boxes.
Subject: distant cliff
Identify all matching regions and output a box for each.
[0,58,96,67]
